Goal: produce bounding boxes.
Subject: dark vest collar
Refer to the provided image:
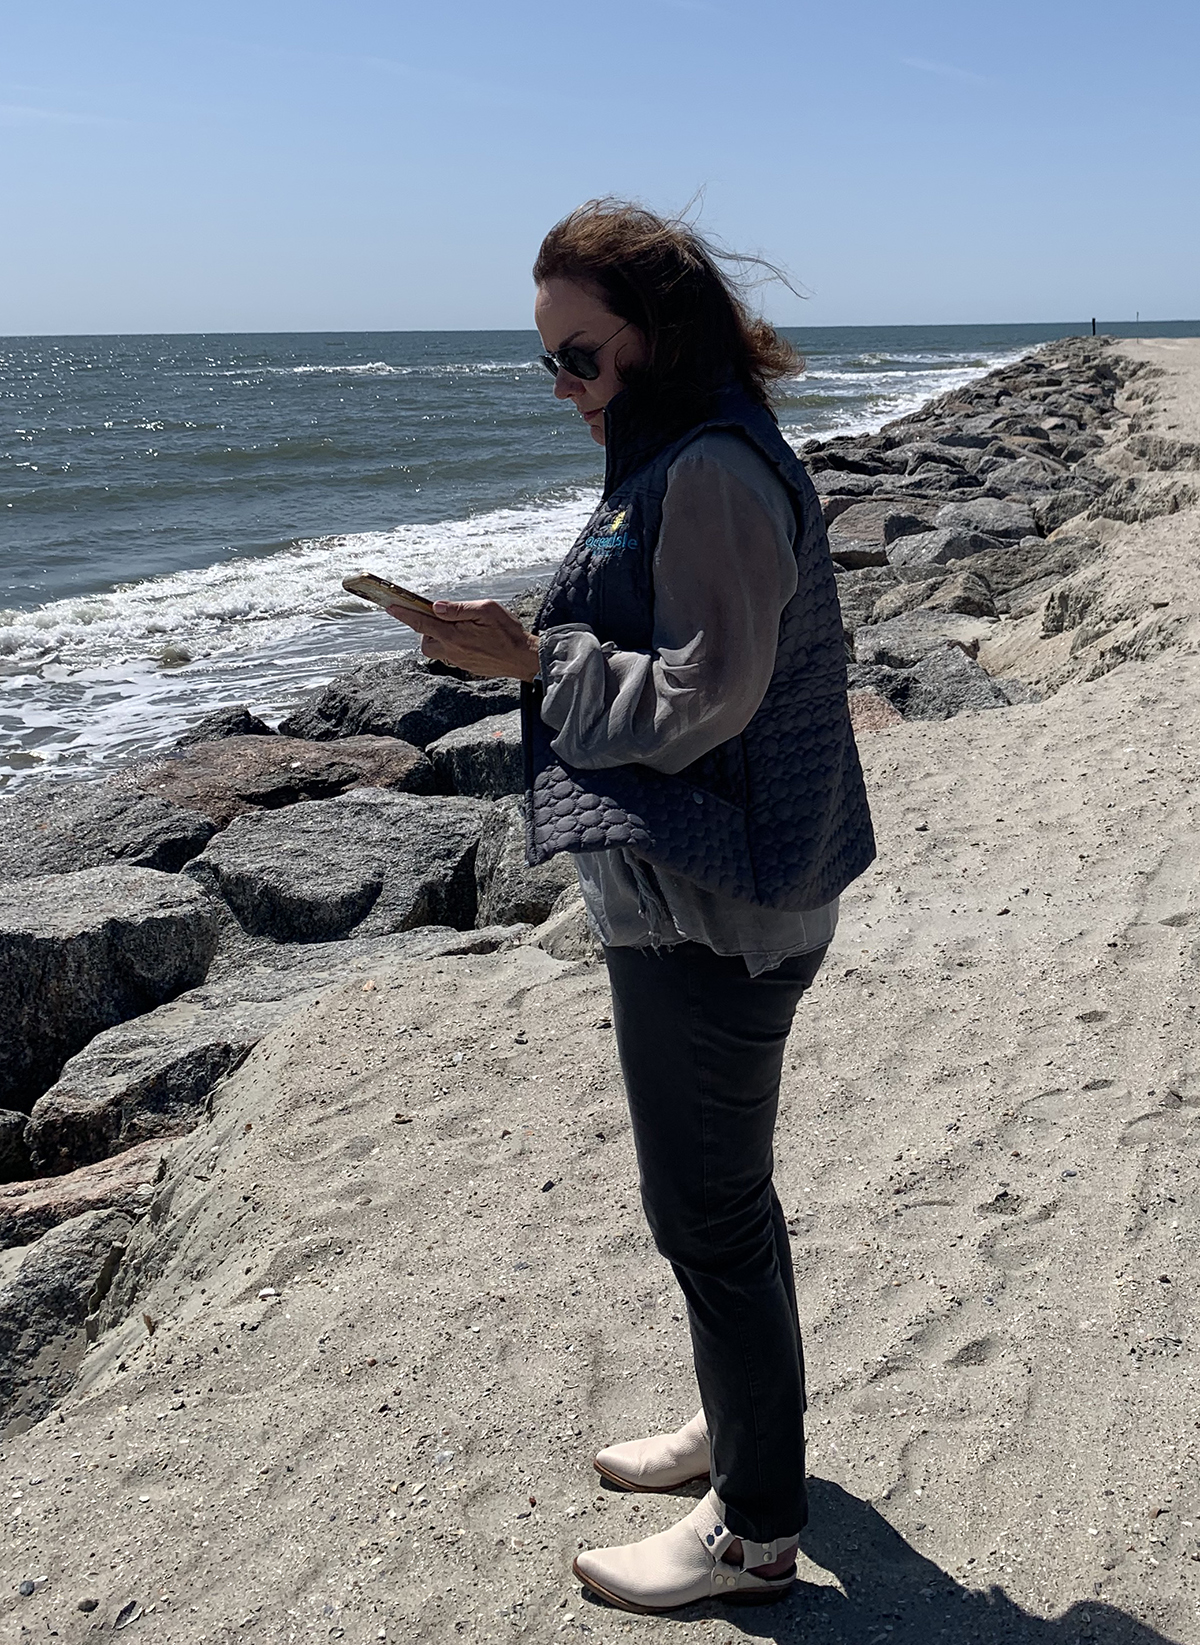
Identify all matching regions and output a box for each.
[600,382,774,498]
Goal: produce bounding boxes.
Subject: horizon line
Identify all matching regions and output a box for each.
[3,319,1199,343]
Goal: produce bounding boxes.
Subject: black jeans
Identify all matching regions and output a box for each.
[604,939,828,1543]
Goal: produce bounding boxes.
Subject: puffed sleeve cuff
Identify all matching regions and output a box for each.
[538,624,604,735]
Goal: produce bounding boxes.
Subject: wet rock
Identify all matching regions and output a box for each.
[174,704,276,746]
[854,611,995,669]
[27,922,526,1175]
[137,734,436,828]
[0,777,216,881]
[475,796,579,927]
[0,867,220,1112]
[0,1139,167,1248]
[184,790,492,942]
[1,1111,31,1182]
[0,1208,132,1435]
[278,654,520,747]
[427,711,523,798]
[886,527,1000,569]
[934,497,1038,541]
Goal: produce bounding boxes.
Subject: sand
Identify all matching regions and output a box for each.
[2,341,1198,1644]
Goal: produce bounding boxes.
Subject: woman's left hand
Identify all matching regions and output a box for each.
[386,598,541,681]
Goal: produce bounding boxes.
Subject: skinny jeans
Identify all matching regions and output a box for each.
[603,939,828,1543]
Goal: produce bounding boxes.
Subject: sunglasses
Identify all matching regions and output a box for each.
[538,320,631,381]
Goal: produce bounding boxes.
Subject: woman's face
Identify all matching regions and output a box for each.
[534,277,647,446]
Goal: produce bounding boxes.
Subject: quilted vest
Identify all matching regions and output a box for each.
[521,383,876,910]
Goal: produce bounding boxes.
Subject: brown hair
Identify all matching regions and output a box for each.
[533,198,801,433]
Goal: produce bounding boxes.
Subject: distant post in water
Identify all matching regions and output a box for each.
[1091,317,1096,336]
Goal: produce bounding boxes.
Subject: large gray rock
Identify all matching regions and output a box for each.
[278,654,520,747]
[887,528,1000,569]
[0,1139,165,1249]
[475,796,580,927]
[956,531,1102,603]
[978,455,1068,496]
[427,711,523,798]
[24,921,525,1175]
[0,1207,133,1435]
[137,733,436,827]
[903,645,1014,720]
[834,565,902,625]
[1032,487,1096,535]
[891,467,982,497]
[870,570,996,625]
[921,570,997,619]
[814,475,885,515]
[848,647,1011,721]
[854,611,995,669]
[934,497,1037,541]
[0,776,216,881]
[826,499,937,549]
[0,868,220,1112]
[184,790,493,942]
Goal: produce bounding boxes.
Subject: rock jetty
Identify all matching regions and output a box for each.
[1,337,1197,1644]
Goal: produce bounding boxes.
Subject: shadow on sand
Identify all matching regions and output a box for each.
[583,1477,1183,1644]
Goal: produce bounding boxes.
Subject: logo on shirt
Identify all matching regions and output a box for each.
[582,506,638,561]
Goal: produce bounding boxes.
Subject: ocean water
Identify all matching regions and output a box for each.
[0,321,1165,787]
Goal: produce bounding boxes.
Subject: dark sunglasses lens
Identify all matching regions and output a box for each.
[538,353,559,376]
[561,347,600,380]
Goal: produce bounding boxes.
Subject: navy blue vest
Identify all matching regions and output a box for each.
[521,384,876,910]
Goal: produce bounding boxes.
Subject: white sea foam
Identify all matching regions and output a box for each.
[0,490,595,671]
[0,489,597,783]
[198,359,540,380]
[0,340,1028,787]
[780,350,1027,444]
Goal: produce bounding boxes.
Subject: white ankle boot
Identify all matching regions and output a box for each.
[572,1488,797,1613]
[592,1409,710,1492]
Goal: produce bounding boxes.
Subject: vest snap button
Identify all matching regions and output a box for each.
[692,793,703,805]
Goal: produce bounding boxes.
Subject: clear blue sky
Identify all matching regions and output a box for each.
[2,0,1197,334]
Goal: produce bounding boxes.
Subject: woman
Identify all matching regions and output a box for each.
[388,200,875,1614]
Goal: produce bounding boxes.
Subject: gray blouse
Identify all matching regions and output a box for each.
[538,430,838,975]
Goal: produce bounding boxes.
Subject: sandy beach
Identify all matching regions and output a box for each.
[2,340,1198,1645]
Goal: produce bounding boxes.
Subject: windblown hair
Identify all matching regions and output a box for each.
[533,198,801,434]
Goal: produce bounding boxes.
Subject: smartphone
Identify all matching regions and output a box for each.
[342,571,439,617]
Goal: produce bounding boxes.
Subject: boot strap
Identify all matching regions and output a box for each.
[693,1506,797,1569]
[741,1534,798,1567]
